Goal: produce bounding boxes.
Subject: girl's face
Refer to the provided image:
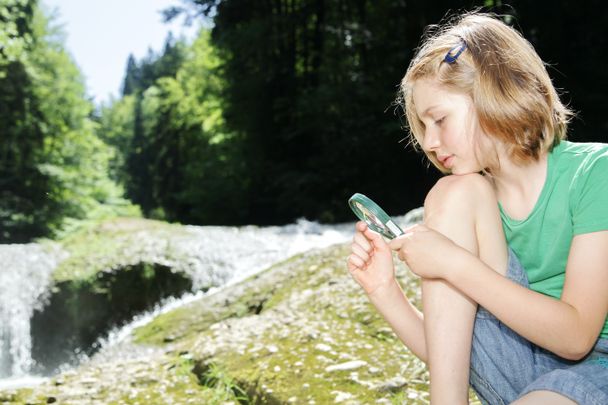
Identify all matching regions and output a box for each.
[412,78,490,175]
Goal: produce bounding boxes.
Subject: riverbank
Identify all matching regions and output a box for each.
[1,211,482,404]
[1,240,434,404]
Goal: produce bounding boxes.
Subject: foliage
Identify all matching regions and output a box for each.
[0,0,136,242]
[107,0,608,226]
[103,30,250,224]
[5,0,607,232]
[199,362,249,404]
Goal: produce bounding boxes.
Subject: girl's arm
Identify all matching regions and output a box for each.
[446,230,608,360]
[366,277,427,362]
[348,222,427,362]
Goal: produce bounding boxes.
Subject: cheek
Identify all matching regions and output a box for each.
[443,126,470,152]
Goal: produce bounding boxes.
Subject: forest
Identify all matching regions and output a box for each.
[1,0,607,242]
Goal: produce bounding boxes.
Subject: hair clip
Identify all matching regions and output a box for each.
[444,41,467,64]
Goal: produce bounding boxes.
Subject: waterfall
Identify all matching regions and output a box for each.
[0,244,61,378]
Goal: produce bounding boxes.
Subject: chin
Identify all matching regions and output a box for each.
[450,166,482,176]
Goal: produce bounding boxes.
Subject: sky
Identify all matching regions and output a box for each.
[41,0,203,104]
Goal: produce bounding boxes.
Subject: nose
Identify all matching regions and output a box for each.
[422,128,440,152]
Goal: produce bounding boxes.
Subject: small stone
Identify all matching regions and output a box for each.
[267,345,279,353]
[368,367,381,374]
[288,397,298,403]
[294,361,304,367]
[274,365,281,372]
[325,360,367,372]
[315,343,332,352]
[378,376,407,392]
[46,397,57,404]
[303,383,310,389]
[331,390,353,403]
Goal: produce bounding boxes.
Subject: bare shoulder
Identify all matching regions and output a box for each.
[425,173,495,207]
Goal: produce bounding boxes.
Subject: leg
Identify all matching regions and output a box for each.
[421,174,508,404]
[511,390,577,405]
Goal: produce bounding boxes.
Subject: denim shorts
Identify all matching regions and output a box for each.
[470,248,608,405]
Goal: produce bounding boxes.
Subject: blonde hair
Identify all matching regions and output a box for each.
[400,12,573,172]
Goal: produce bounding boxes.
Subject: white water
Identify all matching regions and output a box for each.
[94,219,357,350]
[94,210,423,352]
[0,210,422,390]
[0,244,63,379]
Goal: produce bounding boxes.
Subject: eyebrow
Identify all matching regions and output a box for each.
[420,105,441,117]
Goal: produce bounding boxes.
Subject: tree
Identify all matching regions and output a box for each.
[0,0,134,241]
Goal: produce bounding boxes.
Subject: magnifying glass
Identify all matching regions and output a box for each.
[348,193,404,240]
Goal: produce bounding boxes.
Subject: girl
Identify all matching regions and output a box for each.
[347,12,608,405]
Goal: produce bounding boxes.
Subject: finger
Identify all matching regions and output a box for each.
[388,236,405,251]
[353,232,373,252]
[351,243,370,263]
[347,254,366,272]
[403,223,421,233]
[362,226,390,252]
[398,251,406,262]
[355,221,368,232]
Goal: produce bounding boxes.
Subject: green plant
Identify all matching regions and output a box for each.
[200,362,250,404]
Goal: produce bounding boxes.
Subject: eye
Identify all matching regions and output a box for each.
[435,116,446,126]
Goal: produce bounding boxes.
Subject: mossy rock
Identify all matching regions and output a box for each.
[27,217,200,374]
[50,217,190,283]
[8,240,481,404]
[135,244,431,404]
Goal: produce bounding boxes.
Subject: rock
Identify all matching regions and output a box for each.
[331,390,353,403]
[315,343,332,352]
[3,217,456,404]
[325,360,368,372]
[368,366,381,375]
[376,376,407,392]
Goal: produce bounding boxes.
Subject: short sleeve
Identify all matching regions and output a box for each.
[571,149,608,235]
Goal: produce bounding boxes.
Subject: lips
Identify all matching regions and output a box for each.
[437,154,454,168]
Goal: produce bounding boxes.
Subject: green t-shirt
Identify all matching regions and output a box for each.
[499,140,608,339]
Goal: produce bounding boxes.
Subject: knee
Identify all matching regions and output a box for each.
[424,173,497,219]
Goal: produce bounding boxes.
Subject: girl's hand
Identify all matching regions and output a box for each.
[347,221,396,296]
[388,224,468,280]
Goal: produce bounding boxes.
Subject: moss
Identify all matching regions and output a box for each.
[131,243,482,404]
[8,354,243,404]
[132,252,310,346]
[130,245,431,403]
[50,217,189,283]
[12,230,483,404]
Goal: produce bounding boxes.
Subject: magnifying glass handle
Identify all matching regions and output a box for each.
[385,219,403,237]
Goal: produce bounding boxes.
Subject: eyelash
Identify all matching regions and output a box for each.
[435,117,445,126]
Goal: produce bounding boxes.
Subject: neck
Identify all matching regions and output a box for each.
[488,150,549,219]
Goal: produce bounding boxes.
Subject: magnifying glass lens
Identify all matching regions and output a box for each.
[349,193,403,239]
